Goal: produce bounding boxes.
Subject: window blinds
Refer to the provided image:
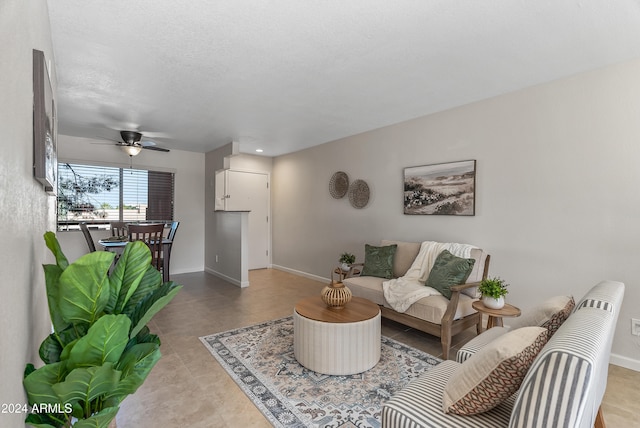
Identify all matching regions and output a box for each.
[57,163,174,229]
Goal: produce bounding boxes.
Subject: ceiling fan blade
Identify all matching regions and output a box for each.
[142,145,170,152]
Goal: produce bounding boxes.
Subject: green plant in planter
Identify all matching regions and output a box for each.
[339,252,356,265]
[23,232,182,428]
[478,276,509,299]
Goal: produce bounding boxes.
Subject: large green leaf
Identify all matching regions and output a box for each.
[60,338,79,362]
[128,282,182,338]
[107,343,161,400]
[109,241,152,313]
[60,323,90,348]
[124,326,160,353]
[24,412,59,428]
[67,315,130,370]
[117,343,160,378]
[39,322,89,365]
[39,334,63,365]
[43,264,70,336]
[72,406,119,428]
[24,363,36,378]
[52,363,121,408]
[58,251,114,325]
[23,361,67,406]
[122,265,162,316]
[44,231,69,270]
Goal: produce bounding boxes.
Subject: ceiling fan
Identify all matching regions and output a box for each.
[116,130,170,156]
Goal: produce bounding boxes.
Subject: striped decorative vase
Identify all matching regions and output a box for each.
[321,281,352,310]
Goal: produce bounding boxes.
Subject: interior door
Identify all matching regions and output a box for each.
[226,170,270,269]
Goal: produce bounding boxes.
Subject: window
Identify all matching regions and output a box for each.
[57,163,174,231]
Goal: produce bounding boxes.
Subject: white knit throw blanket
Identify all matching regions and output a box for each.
[382,241,476,313]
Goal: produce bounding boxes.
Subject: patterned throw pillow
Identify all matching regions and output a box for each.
[443,326,549,415]
[542,296,575,336]
[361,244,397,279]
[425,250,475,299]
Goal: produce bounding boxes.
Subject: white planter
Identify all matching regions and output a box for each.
[483,296,505,309]
[340,263,351,272]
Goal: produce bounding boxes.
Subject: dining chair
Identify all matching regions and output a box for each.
[167,221,180,241]
[79,222,97,252]
[158,221,180,283]
[128,223,165,273]
[110,221,128,237]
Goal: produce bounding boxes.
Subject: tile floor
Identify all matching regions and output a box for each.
[115,269,640,427]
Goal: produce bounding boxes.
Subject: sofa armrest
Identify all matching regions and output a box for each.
[445,281,482,321]
[456,326,509,363]
[344,263,364,279]
[450,281,481,293]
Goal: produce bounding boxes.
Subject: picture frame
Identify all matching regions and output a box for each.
[404,160,476,216]
[33,49,57,195]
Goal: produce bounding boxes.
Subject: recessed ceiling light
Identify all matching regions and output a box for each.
[256,149,264,153]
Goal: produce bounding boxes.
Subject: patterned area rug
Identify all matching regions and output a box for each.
[199,316,441,428]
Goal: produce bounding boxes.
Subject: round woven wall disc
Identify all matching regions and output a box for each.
[329,171,349,199]
[348,179,370,209]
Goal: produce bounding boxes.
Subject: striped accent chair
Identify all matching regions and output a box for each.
[382,280,624,428]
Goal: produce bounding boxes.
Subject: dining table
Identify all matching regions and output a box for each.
[98,237,173,282]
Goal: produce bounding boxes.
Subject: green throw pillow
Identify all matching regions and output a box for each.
[425,250,475,299]
[361,244,397,279]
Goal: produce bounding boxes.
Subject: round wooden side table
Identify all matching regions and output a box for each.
[472,300,521,332]
[332,267,361,282]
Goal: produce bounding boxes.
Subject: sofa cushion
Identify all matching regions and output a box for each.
[381,240,421,278]
[342,276,386,306]
[425,250,475,299]
[509,295,575,336]
[344,276,478,324]
[443,326,549,415]
[361,244,397,279]
[402,293,477,324]
[466,248,487,283]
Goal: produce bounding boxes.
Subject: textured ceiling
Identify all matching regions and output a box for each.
[47,0,640,156]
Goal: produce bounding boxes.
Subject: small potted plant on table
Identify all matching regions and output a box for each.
[339,252,356,272]
[479,276,509,309]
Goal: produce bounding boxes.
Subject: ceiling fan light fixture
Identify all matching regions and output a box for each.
[121,145,142,156]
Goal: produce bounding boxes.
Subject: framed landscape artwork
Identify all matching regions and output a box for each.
[33,49,57,194]
[404,160,476,216]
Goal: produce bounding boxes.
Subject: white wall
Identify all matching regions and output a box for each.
[0,0,57,425]
[56,135,205,274]
[272,58,640,370]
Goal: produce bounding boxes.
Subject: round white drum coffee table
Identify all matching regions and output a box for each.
[293,296,381,375]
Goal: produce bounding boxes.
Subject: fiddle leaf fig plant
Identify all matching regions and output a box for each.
[23,232,182,428]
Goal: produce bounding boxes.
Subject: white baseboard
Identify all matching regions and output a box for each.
[171,267,204,275]
[204,267,250,288]
[610,353,640,372]
[271,264,329,283]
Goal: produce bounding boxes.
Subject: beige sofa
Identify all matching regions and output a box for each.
[343,240,490,359]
